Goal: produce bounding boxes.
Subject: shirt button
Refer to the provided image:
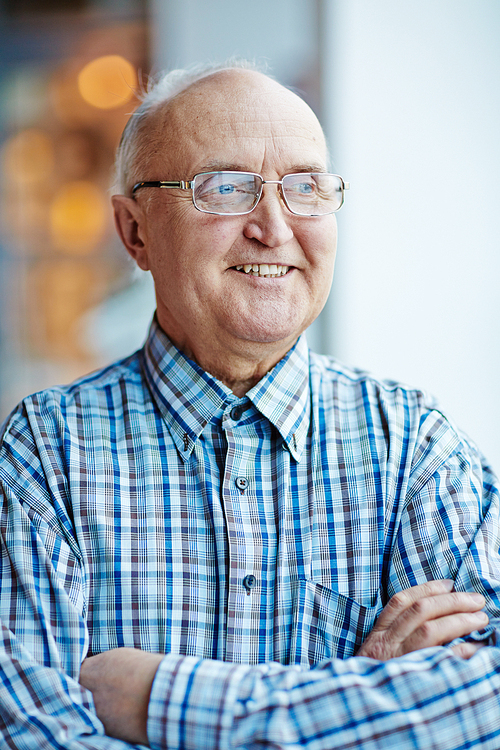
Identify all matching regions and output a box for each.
[230,406,243,421]
[243,574,257,594]
[235,476,248,491]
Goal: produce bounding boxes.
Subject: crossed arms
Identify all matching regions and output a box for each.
[79,579,490,746]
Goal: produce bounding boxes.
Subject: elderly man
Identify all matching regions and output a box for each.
[1,62,500,749]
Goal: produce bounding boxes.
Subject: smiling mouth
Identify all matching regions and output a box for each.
[234,264,290,278]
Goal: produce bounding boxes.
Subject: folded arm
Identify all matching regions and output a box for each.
[79,578,491,746]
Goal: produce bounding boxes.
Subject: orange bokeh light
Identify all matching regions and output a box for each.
[77,54,137,110]
[2,129,54,185]
[50,180,108,253]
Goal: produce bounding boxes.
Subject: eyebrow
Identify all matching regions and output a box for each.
[194,162,328,175]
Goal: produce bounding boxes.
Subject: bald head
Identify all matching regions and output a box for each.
[141,70,326,185]
[114,64,328,196]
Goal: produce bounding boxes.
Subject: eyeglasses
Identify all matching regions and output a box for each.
[132,171,349,216]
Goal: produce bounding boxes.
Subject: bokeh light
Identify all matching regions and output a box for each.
[29,260,102,359]
[77,54,137,110]
[2,129,54,185]
[50,180,107,253]
[0,15,148,417]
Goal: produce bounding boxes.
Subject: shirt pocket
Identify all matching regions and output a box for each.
[288,578,380,666]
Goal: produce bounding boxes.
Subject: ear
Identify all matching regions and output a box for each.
[112,195,150,271]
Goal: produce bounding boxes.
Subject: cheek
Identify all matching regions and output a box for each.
[173,212,239,255]
[205,216,242,247]
[301,220,337,267]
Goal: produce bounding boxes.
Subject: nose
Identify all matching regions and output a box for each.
[242,183,294,247]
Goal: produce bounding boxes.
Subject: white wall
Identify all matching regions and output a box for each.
[151,0,316,89]
[322,0,500,466]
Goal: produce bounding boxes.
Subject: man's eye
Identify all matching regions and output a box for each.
[296,182,314,194]
[217,183,236,194]
[198,180,237,197]
[286,179,317,198]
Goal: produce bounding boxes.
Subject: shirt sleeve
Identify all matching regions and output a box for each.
[0,409,150,749]
[387,409,500,638]
[148,642,500,750]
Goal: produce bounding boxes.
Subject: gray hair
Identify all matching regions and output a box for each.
[113,59,270,196]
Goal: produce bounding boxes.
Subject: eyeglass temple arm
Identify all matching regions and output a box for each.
[132,180,194,194]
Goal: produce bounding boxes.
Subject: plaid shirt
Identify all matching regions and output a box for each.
[1,318,500,749]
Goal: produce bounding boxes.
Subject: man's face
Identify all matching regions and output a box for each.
[121,70,338,368]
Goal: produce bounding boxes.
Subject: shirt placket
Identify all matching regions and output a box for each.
[221,404,262,663]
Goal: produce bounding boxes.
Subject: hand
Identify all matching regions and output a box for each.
[357,579,488,661]
[79,647,164,745]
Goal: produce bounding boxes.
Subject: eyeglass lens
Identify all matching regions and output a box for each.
[192,172,343,215]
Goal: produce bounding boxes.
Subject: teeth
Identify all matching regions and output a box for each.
[235,264,290,278]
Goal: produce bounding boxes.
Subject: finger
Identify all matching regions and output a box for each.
[357,584,487,661]
[402,609,489,653]
[382,591,486,643]
[451,641,488,660]
[372,580,455,631]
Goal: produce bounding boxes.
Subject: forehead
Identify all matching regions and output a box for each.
[147,70,328,176]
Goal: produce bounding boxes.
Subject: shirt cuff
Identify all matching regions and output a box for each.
[448,622,497,648]
[147,653,251,750]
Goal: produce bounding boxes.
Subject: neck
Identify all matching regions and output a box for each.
[204,359,276,397]
[183,340,294,397]
[157,319,296,396]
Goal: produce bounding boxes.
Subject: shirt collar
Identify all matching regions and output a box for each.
[246,335,310,461]
[141,318,310,462]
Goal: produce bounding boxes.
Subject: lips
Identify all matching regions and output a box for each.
[234,264,290,278]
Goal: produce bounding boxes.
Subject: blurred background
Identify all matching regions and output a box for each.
[0,0,499,465]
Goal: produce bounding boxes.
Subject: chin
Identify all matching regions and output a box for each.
[234,321,306,348]
[226,302,314,349]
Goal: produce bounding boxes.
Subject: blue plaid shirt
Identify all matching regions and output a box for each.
[1,318,500,749]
